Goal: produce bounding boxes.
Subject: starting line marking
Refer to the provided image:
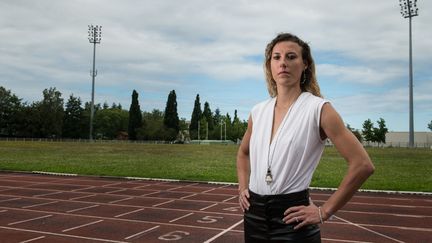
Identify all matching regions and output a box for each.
[19,236,46,243]
[62,219,103,232]
[203,219,244,243]
[124,225,160,240]
[8,214,53,226]
[334,215,404,243]
[0,226,127,243]
[22,200,59,209]
[114,208,144,218]
[66,204,100,213]
[321,238,373,243]
[169,212,194,223]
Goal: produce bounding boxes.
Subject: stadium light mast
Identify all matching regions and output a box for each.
[399,0,418,148]
[88,25,102,141]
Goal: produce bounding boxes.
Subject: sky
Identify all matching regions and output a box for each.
[1,0,431,132]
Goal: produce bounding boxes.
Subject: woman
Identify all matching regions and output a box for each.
[236,33,375,242]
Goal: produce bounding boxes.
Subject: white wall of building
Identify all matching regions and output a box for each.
[385,132,432,148]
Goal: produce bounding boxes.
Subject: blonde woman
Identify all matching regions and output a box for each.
[236,33,374,242]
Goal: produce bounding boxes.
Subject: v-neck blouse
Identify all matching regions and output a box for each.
[249,92,328,195]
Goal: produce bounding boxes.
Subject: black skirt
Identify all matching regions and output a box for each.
[244,189,321,243]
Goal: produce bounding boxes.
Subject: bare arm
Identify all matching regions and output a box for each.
[319,103,375,219]
[284,103,374,228]
[237,116,252,212]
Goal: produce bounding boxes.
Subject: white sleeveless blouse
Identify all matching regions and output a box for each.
[249,92,328,195]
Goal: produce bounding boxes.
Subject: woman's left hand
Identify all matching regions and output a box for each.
[283,201,321,230]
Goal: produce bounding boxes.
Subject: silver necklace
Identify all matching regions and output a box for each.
[266,95,300,185]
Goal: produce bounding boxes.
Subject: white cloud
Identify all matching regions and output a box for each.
[318,64,404,85]
[0,0,431,131]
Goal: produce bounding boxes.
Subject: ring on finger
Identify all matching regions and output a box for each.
[295,217,299,222]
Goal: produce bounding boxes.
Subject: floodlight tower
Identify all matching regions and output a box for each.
[399,0,418,148]
[88,25,102,141]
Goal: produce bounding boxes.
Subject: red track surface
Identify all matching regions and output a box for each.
[0,171,430,243]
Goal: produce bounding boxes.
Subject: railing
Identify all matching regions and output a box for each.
[324,139,431,148]
[1,137,430,148]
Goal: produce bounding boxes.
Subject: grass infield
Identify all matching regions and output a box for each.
[0,141,431,192]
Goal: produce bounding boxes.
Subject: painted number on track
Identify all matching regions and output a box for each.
[158,231,190,241]
[223,206,239,212]
[197,215,224,224]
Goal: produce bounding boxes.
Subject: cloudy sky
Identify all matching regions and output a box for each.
[1,0,431,131]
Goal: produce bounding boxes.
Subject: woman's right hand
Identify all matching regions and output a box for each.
[239,188,250,212]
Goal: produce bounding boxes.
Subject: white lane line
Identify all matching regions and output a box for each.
[124,225,160,240]
[141,191,160,196]
[321,238,373,243]
[334,215,405,243]
[8,215,53,226]
[180,193,197,200]
[115,208,144,218]
[106,188,127,194]
[109,197,133,204]
[169,213,194,223]
[19,236,46,243]
[166,185,186,191]
[70,194,95,200]
[62,219,103,232]
[152,199,175,207]
[200,203,218,211]
[22,200,59,209]
[339,209,432,218]
[202,188,216,193]
[34,191,62,197]
[103,182,123,187]
[71,186,95,192]
[1,225,127,243]
[331,221,432,233]
[66,204,100,213]
[222,195,237,202]
[203,219,244,243]
[0,197,21,203]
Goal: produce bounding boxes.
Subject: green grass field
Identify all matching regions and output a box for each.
[0,141,431,192]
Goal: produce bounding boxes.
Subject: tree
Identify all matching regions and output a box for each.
[213,108,222,126]
[111,103,122,110]
[94,108,128,139]
[229,110,247,142]
[202,102,214,131]
[103,102,109,110]
[189,94,202,139]
[63,95,84,139]
[362,119,374,144]
[16,103,39,137]
[428,120,432,131]
[0,86,22,136]
[138,109,169,140]
[37,87,64,138]
[163,90,180,137]
[128,90,142,140]
[375,118,388,145]
[199,116,208,140]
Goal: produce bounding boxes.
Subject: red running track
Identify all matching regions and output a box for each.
[0,171,430,243]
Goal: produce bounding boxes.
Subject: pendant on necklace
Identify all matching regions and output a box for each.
[265,168,273,185]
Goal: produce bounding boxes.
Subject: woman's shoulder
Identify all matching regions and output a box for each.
[301,92,329,106]
[252,97,275,111]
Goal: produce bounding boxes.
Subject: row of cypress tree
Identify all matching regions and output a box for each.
[0,86,247,142]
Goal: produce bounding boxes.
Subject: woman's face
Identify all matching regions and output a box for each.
[270,41,307,89]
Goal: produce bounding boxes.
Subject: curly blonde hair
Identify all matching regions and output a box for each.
[264,33,322,98]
